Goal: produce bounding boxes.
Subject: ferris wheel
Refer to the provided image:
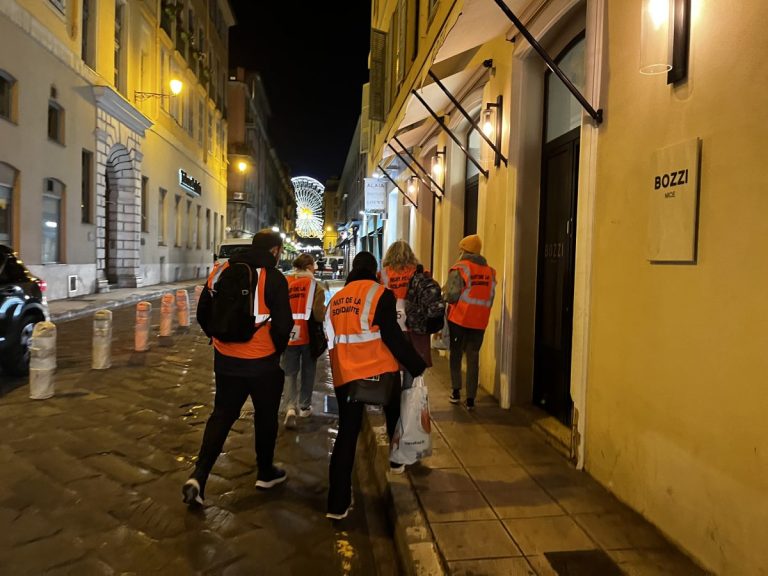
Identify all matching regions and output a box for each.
[291,176,325,239]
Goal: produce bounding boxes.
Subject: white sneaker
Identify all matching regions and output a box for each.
[284,409,297,429]
[298,407,312,418]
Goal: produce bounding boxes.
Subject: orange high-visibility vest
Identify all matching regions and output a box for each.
[324,279,399,386]
[380,265,416,331]
[447,260,496,330]
[206,261,275,358]
[286,273,316,347]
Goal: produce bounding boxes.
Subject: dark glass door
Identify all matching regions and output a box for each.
[533,127,580,425]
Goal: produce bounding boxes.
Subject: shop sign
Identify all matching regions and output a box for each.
[179,169,202,197]
[364,178,386,212]
[648,138,701,263]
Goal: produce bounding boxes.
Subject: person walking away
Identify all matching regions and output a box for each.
[282,253,326,429]
[324,251,426,520]
[443,234,496,411]
[183,229,294,506]
[381,240,430,387]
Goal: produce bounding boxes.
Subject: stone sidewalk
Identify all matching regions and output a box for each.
[372,353,712,576]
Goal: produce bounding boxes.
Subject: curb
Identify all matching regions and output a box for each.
[49,283,202,324]
[360,407,446,576]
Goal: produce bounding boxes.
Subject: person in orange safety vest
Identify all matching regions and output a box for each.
[324,251,426,520]
[442,234,496,411]
[183,229,294,507]
[281,253,326,429]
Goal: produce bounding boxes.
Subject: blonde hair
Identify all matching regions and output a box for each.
[293,253,315,270]
[382,240,419,270]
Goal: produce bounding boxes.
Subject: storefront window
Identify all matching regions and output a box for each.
[546,36,585,143]
[43,178,64,263]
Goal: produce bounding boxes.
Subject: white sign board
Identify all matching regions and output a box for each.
[648,138,701,263]
[364,178,387,212]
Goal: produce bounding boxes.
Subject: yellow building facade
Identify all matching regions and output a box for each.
[366,1,767,573]
[0,0,233,299]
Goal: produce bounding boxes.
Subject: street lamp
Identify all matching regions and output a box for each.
[135,78,183,101]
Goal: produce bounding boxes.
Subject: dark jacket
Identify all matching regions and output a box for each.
[345,268,427,378]
[197,246,294,376]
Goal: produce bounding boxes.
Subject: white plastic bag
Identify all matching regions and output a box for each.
[390,375,432,465]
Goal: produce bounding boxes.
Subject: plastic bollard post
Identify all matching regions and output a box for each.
[193,284,204,312]
[176,289,190,328]
[159,293,174,336]
[29,321,57,399]
[92,309,112,370]
[135,301,152,352]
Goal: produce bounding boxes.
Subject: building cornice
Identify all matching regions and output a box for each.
[92,86,153,136]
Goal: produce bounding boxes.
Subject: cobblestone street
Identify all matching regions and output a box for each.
[0,302,396,575]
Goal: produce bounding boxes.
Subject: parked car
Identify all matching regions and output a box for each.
[0,245,49,376]
[213,237,252,267]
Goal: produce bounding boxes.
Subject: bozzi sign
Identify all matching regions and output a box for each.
[647,138,702,263]
[179,169,202,197]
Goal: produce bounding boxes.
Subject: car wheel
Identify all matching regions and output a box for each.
[1,316,38,377]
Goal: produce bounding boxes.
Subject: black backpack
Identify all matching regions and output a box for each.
[405,266,446,335]
[206,263,270,342]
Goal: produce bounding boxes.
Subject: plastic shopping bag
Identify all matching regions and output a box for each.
[431,310,450,350]
[390,375,432,465]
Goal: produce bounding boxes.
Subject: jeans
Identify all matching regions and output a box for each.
[192,363,284,495]
[448,321,485,400]
[281,344,317,412]
[327,374,401,514]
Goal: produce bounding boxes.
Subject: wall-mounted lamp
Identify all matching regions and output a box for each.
[640,0,690,83]
[135,78,183,101]
[483,96,503,168]
[405,176,419,207]
[431,147,446,186]
[236,160,248,173]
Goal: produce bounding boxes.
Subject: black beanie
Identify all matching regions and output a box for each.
[352,251,378,275]
[251,229,283,250]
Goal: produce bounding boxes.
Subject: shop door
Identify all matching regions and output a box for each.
[533,127,580,426]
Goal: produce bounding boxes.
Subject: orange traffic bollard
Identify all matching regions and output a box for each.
[176,289,190,328]
[135,301,152,351]
[160,293,174,336]
[193,284,204,312]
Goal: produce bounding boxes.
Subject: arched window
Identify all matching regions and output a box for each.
[464,119,481,236]
[43,178,65,263]
[0,162,17,245]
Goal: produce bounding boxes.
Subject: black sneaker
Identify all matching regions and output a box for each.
[182,478,204,506]
[389,461,406,475]
[465,398,475,411]
[255,466,287,489]
[449,390,461,404]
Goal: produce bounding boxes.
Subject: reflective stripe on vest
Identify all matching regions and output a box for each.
[325,280,399,386]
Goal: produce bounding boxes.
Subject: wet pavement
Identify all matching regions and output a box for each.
[0,298,397,575]
[0,279,713,575]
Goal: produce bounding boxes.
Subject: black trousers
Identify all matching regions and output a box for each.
[327,374,401,514]
[192,362,284,495]
[448,321,485,400]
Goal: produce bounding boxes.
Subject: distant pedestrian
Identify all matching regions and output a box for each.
[324,251,426,520]
[282,253,326,429]
[330,258,339,279]
[443,234,496,411]
[183,229,294,506]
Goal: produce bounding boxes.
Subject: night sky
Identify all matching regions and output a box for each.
[228,2,371,185]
